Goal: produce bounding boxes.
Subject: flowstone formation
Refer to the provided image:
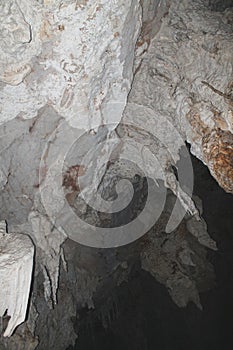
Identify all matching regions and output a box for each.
[128,0,233,194]
[0,0,232,349]
[0,0,142,348]
[0,221,34,337]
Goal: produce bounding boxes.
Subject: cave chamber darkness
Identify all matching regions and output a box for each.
[67,154,233,350]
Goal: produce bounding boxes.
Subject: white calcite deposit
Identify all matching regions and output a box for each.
[0,221,34,337]
[0,0,141,309]
[0,0,232,348]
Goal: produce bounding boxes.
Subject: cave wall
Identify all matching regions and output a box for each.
[0,0,232,349]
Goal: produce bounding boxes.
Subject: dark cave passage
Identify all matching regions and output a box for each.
[67,154,233,350]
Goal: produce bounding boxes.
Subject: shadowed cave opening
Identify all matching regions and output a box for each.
[66,153,233,350]
[208,0,233,12]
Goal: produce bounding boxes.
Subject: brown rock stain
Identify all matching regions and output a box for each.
[202,129,233,193]
[186,107,233,193]
[62,164,85,192]
[75,0,88,10]
[39,19,52,40]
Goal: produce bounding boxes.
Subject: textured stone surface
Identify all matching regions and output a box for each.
[0,0,141,298]
[0,0,142,347]
[141,192,216,309]
[0,221,34,337]
[128,0,233,194]
[0,0,141,126]
[0,0,232,348]
[0,1,42,86]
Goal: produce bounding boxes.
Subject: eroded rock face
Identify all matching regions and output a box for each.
[128,0,233,194]
[0,221,34,338]
[0,0,141,125]
[141,191,216,309]
[0,0,141,347]
[0,1,41,86]
[0,0,141,297]
[0,0,232,349]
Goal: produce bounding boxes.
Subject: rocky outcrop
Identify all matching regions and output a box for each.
[128,0,233,194]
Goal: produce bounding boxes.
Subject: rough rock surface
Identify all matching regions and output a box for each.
[0,0,232,349]
[0,221,34,337]
[0,0,141,322]
[0,0,142,348]
[141,191,216,309]
[127,0,233,194]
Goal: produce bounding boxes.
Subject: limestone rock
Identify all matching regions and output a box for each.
[141,193,216,309]
[128,0,233,194]
[0,0,142,342]
[0,221,34,337]
[0,0,232,348]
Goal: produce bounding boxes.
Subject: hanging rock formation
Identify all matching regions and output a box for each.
[0,0,232,349]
